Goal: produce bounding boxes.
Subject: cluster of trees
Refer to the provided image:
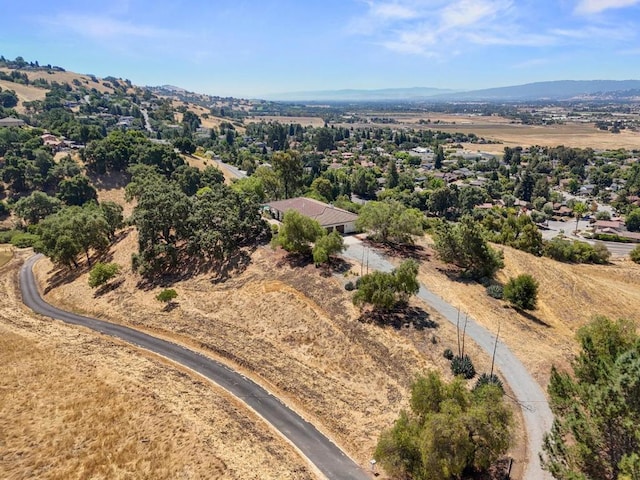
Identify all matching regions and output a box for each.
[543,316,640,479]
[35,201,123,268]
[127,165,268,277]
[481,211,543,256]
[479,208,611,265]
[82,130,184,175]
[375,372,512,480]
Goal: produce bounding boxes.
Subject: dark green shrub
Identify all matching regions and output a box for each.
[156,288,178,303]
[345,281,355,291]
[630,245,640,264]
[543,237,609,264]
[486,284,504,299]
[451,354,476,379]
[504,274,538,310]
[474,373,504,393]
[0,230,20,244]
[443,348,454,360]
[88,262,120,288]
[10,233,40,248]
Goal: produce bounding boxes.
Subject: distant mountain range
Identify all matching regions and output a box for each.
[265,80,640,102]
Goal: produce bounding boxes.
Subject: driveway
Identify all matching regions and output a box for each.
[342,236,553,480]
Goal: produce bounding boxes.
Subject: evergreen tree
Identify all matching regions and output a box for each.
[542,316,640,480]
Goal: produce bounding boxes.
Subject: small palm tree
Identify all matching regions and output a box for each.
[573,202,587,235]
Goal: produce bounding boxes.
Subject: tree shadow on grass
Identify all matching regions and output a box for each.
[515,308,551,328]
[136,246,256,290]
[276,251,313,269]
[93,278,124,297]
[359,305,438,331]
[210,250,252,285]
[161,301,179,312]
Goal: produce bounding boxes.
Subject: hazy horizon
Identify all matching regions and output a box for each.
[4,0,640,98]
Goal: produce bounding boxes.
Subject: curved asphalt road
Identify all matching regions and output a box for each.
[19,255,368,480]
[343,238,553,480]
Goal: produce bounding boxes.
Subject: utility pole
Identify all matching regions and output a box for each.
[490,322,501,377]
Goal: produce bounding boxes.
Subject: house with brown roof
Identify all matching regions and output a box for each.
[266,197,359,234]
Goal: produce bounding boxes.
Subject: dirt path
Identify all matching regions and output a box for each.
[342,236,553,480]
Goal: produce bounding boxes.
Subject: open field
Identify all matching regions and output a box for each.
[416,122,640,151]
[0,253,315,480]
[413,237,640,388]
[334,112,640,151]
[31,229,525,476]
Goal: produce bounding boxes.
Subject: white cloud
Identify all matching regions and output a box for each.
[40,13,190,42]
[350,0,638,58]
[575,0,640,14]
[440,0,503,29]
[371,2,418,19]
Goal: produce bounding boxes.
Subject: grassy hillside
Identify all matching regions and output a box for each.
[30,228,525,473]
[416,237,640,386]
[0,253,313,480]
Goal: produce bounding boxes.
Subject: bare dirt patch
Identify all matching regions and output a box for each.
[31,230,525,474]
[0,253,314,480]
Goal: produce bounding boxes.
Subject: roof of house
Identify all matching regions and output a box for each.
[594,220,624,230]
[267,197,358,227]
[0,117,25,126]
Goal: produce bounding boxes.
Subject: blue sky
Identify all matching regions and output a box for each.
[3,0,640,97]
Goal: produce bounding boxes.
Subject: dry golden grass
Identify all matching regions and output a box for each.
[415,237,640,387]
[0,79,47,113]
[31,229,525,476]
[0,68,116,94]
[0,247,13,268]
[336,112,640,150]
[183,154,236,184]
[0,253,316,480]
[174,105,246,134]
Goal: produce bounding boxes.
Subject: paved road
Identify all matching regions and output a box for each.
[213,158,247,179]
[343,237,553,480]
[140,108,154,134]
[19,255,369,480]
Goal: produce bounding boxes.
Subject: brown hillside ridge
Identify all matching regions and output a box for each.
[0,252,314,480]
[31,228,525,477]
[0,79,47,113]
[412,236,640,389]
